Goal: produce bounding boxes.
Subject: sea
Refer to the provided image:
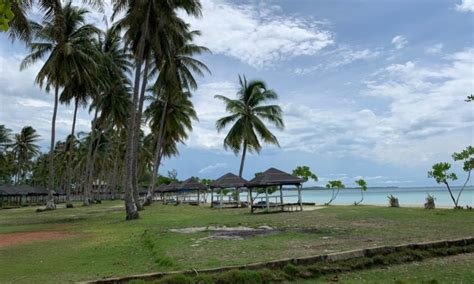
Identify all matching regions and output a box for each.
[248,186,474,208]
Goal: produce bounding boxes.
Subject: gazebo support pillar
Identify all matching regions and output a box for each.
[210,188,214,208]
[197,190,200,206]
[250,188,254,213]
[279,185,283,211]
[298,185,303,211]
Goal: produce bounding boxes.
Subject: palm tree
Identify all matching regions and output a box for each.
[0,125,12,155]
[11,126,40,184]
[21,1,100,209]
[114,0,202,220]
[215,76,284,177]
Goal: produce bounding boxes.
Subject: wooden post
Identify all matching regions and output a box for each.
[279,185,283,209]
[250,188,254,213]
[298,184,303,211]
[210,188,214,208]
[197,190,200,206]
[265,187,269,211]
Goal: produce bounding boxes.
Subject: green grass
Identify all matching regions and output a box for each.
[0,201,473,283]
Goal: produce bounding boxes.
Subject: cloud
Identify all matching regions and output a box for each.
[198,162,228,174]
[293,46,381,75]
[455,0,474,12]
[391,35,408,49]
[183,0,334,68]
[425,43,443,55]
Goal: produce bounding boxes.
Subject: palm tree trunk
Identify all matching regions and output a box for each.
[238,141,247,178]
[132,57,150,210]
[124,1,151,220]
[444,180,458,207]
[149,98,169,198]
[83,107,98,206]
[89,128,103,202]
[45,85,59,210]
[65,98,79,208]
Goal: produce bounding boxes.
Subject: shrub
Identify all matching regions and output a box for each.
[424,194,436,209]
[387,195,399,207]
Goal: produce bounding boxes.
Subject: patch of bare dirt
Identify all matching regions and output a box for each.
[0,231,79,248]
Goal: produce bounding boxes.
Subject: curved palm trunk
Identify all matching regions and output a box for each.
[124,2,151,220]
[45,85,59,210]
[132,58,150,210]
[444,180,458,207]
[89,128,103,201]
[236,142,248,204]
[83,107,98,206]
[456,170,471,206]
[65,98,79,208]
[355,189,364,205]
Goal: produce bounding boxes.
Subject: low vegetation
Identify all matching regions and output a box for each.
[1,201,473,283]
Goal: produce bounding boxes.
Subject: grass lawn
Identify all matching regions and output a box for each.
[0,201,473,283]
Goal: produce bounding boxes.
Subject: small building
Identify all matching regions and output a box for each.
[178,178,208,205]
[209,173,248,208]
[162,182,181,204]
[246,168,304,213]
[0,185,49,208]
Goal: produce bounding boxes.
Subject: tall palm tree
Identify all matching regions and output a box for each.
[21,1,100,209]
[0,125,12,155]
[11,126,41,184]
[113,0,202,220]
[215,76,284,177]
[145,88,197,200]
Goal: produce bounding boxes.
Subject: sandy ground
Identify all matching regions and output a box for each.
[0,231,78,248]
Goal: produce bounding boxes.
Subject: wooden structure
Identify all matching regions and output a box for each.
[0,185,49,208]
[154,183,168,201]
[161,182,181,204]
[178,178,208,205]
[246,168,304,213]
[209,173,248,208]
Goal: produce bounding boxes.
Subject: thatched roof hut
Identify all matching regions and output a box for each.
[0,185,48,196]
[179,178,207,191]
[154,183,168,193]
[246,168,304,188]
[163,182,181,193]
[210,173,247,189]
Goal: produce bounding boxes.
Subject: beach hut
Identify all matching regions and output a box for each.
[153,183,168,201]
[246,168,304,213]
[209,173,248,208]
[0,185,48,208]
[179,178,208,205]
[162,182,181,204]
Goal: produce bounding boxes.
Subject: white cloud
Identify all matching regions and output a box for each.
[198,162,227,174]
[183,0,334,68]
[425,43,443,55]
[293,46,381,75]
[391,35,408,50]
[455,0,474,12]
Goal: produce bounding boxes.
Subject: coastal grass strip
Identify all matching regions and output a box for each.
[83,237,474,284]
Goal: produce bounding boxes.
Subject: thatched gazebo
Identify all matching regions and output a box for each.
[209,173,248,208]
[179,178,208,205]
[154,183,168,201]
[162,182,181,204]
[0,185,48,208]
[246,168,304,213]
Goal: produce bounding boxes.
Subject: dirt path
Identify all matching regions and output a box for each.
[0,231,78,248]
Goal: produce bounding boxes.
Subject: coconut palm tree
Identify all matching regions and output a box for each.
[215,76,284,177]
[113,0,202,220]
[21,1,100,209]
[11,126,40,184]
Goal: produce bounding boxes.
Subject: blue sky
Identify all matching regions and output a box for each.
[0,0,473,187]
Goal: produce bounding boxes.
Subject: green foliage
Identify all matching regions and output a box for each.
[355,179,368,191]
[425,194,436,209]
[452,146,474,172]
[326,180,345,189]
[388,195,400,207]
[292,166,318,182]
[428,163,458,184]
[466,94,474,102]
[0,0,15,31]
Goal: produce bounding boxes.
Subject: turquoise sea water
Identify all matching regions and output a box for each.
[250,186,474,207]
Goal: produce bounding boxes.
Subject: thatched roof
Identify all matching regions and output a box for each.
[154,183,168,193]
[163,182,181,192]
[179,178,207,191]
[0,185,49,196]
[246,168,304,188]
[138,187,149,195]
[210,173,247,189]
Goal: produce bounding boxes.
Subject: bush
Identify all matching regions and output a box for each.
[387,195,399,207]
[424,194,436,209]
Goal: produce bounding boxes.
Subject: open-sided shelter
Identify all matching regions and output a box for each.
[246,168,304,213]
[162,182,181,204]
[178,178,208,205]
[0,185,49,208]
[209,173,248,208]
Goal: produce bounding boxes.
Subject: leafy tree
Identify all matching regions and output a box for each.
[292,166,318,183]
[466,94,474,102]
[168,169,178,181]
[428,146,473,208]
[325,180,345,205]
[354,179,368,205]
[216,75,284,177]
[11,126,40,184]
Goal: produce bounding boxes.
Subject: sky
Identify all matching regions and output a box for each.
[0,0,473,187]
